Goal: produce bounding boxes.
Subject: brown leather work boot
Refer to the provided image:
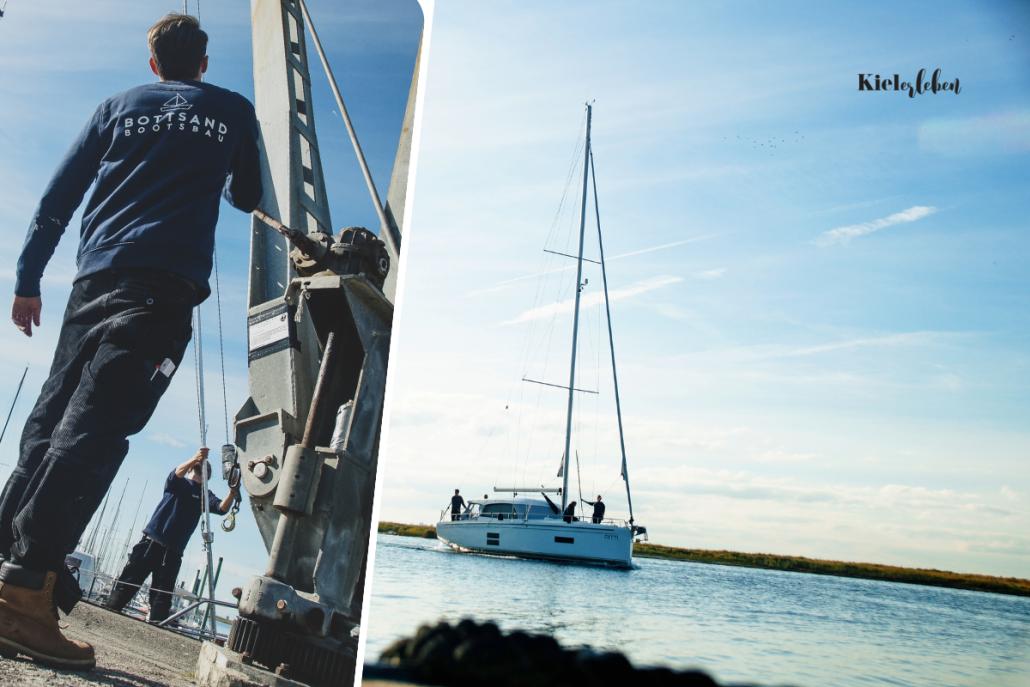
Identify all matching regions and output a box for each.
[0,571,95,670]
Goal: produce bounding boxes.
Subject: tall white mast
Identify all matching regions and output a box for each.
[561,103,592,512]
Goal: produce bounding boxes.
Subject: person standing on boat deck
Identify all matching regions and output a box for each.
[106,449,237,622]
[584,495,606,524]
[450,489,467,521]
[0,13,260,671]
[563,501,578,523]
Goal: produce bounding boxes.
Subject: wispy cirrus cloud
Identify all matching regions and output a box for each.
[769,330,952,359]
[919,110,1030,156]
[469,234,718,296]
[692,267,726,280]
[502,275,682,325]
[816,205,937,246]
[148,432,188,449]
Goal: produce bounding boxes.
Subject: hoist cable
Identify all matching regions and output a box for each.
[193,309,206,445]
[191,307,218,640]
[212,245,230,444]
[212,244,241,533]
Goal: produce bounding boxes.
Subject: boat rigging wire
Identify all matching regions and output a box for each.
[117,480,149,575]
[96,478,129,580]
[0,366,28,447]
[575,449,584,510]
[82,489,110,556]
[181,0,199,21]
[507,112,587,491]
[589,147,636,525]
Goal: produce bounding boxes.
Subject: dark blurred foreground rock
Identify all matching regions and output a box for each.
[374,619,754,687]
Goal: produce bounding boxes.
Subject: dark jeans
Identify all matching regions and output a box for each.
[107,535,183,622]
[0,270,193,596]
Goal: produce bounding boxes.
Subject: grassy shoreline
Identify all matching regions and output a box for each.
[377,521,1030,598]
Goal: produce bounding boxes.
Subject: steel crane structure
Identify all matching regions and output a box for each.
[202,2,421,685]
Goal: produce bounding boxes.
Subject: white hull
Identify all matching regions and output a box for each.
[436,517,633,568]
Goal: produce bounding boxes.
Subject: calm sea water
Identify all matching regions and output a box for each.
[364,535,1030,687]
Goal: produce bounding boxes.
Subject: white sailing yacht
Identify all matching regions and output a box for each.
[436,104,647,569]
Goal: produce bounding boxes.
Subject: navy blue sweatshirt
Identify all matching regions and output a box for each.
[143,470,227,555]
[15,80,262,300]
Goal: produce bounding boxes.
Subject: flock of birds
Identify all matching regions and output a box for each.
[721,131,807,156]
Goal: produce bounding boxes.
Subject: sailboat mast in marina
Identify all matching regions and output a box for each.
[436,103,647,568]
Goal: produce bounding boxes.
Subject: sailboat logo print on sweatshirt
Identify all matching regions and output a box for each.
[160,93,193,112]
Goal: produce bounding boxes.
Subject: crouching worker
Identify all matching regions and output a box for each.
[107,448,237,623]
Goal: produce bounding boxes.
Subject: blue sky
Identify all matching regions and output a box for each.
[0,0,422,597]
[376,1,1030,578]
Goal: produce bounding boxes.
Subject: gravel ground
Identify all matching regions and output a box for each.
[0,601,198,686]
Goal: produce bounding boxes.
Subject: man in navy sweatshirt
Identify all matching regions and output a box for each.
[106,448,237,623]
[0,14,260,670]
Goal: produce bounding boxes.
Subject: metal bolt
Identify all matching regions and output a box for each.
[276,599,288,611]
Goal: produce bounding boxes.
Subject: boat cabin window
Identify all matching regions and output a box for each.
[478,502,554,520]
[525,505,552,520]
[481,502,518,520]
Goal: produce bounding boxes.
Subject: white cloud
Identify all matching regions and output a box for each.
[919,110,1030,156]
[816,205,937,246]
[501,275,682,325]
[692,268,726,280]
[148,432,188,449]
[470,235,716,297]
[769,331,952,359]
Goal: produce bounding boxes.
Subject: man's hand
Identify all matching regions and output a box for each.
[221,484,242,515]
[191,447,210,465]
[12,296,41,337]
[176,447,210,478]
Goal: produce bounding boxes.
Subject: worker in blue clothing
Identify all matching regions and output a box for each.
[106,448,237,623]
[0,13,260,670]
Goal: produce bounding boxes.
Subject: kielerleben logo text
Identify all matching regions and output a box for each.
[858,68,961,97]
